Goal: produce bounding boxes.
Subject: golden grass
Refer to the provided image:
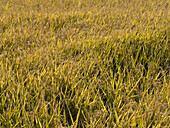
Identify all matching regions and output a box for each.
[0,0,169,127]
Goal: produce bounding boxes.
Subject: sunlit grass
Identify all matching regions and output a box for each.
[0,0,169,127]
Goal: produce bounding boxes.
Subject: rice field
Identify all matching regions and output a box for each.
[0,0,169,127]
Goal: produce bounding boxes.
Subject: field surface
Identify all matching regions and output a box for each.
[0,0,169,127]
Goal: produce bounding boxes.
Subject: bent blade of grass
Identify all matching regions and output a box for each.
[98,94,107,114]
[64,99,74,126]
[127,76,142,97]
[74,105,81,128]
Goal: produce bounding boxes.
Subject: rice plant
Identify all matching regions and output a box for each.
[0,0,169,127]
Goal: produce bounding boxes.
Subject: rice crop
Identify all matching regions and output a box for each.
[0,0,169,127]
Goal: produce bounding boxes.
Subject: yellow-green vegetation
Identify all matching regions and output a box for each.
[0,0,169,127]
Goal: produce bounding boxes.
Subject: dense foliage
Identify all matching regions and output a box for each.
[0,0,169,127]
